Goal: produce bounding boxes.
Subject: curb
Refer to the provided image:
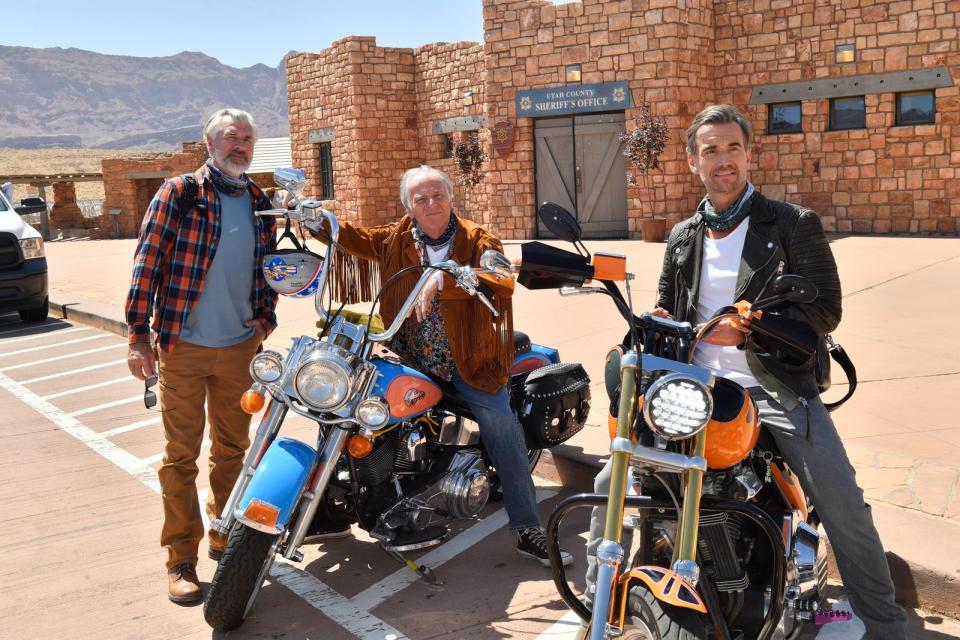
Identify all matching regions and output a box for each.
[537,442,960,620]
[49,300,128,338]
[48,297,960,619]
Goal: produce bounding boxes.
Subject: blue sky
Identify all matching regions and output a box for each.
[4,1,484,68]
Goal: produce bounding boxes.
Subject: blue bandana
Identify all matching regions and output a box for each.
[698,182,754,232]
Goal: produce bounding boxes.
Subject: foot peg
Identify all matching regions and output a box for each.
[815,609,853,625]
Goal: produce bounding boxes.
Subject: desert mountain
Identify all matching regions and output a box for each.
[0,45,289,150]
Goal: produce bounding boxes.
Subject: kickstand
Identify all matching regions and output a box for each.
[382,546,445,590]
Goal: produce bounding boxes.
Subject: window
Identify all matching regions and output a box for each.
[896,90,935,126]
[829,96,866,131]
[767,102,802,134]
[443,133,455,159]
[318,142,334,200]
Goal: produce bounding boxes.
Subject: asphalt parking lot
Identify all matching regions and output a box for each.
[2,313,958,639]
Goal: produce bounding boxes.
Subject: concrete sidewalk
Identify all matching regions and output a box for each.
[42,233,960,617]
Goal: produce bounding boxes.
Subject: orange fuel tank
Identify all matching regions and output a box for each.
[703,378,760,469]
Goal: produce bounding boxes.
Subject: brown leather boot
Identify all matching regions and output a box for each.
[167,563,201,603]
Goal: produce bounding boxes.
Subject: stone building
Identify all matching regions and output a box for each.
[287,0,960,237]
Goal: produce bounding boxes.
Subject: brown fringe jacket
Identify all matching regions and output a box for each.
[316,215,515,393]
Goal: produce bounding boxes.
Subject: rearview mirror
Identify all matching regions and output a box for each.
[537,202,582,244]
[274,167,307,198]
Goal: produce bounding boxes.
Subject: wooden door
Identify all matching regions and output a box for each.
[534,113,627,238]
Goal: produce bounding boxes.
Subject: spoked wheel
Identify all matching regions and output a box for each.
[203,523,279,632]
[621,584,709,640]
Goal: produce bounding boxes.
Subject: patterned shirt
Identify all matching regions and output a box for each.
[125,163,278,351]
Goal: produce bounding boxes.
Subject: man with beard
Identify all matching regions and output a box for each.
[584,104,905,639]
[125,108,278,603]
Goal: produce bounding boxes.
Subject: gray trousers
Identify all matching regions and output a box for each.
[585,389,906,640]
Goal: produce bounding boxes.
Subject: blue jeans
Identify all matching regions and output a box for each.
[451,372,540,532]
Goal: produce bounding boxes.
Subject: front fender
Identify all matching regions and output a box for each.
[235,438,317,534]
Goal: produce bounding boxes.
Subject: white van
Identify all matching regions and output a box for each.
[0,189,49,322]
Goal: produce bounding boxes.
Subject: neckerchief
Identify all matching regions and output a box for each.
[205,159,249,197]
[698,181,755,232]
[413,212,457,247]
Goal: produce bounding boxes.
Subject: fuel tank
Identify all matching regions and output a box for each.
[371,358,443,424]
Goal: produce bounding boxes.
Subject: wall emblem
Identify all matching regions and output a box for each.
[491,120,515,158]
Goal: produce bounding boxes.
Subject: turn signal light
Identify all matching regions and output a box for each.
[240,388,266,414]
[243,499,280,528]
[348,434,374,459]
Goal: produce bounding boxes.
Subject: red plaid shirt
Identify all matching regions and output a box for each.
[125,163,278,351]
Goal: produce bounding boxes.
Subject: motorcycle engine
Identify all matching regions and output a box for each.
[434,450,491,519]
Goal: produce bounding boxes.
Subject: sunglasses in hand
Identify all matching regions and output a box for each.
[144,375,158,409]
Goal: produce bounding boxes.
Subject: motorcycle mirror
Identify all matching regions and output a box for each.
[537,202,582,244]
[773,275,818,304]
[480,249,515,277]
[274,167,307,198]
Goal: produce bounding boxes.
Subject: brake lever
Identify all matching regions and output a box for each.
[453,266,499,318]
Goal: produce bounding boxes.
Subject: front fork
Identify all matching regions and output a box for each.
[211,398,289,535]
[590,350,707,640]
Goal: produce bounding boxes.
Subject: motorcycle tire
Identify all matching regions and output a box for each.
[203,523,279,632]
[620,584,709,640]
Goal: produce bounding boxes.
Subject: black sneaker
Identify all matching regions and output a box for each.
[516,526,573,567]
[303,521,352,543]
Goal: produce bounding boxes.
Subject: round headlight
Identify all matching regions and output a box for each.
[642,374,713,440]
[356,397,390,428]
[250,351,284,384]
[295,358,351,409]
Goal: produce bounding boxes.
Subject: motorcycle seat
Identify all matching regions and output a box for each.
[514,330,532,355]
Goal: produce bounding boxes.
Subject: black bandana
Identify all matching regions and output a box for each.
[698,182,755,232]
[206,159,249,197]
[413,212,457,247]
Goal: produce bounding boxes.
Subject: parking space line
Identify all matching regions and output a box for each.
[0,371,160,492]
[0,320,71,338]
[99,416,162,438]
[534,610,581,640]
[0,334,112,357]
[69,394,142,416]
[270,561,409,640]
[0,344,126,372]
[350,489,557,612]
[41,376,131,400]
[20,359,127,384]
[0,326,91,344]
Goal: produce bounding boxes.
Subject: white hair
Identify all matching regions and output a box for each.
[203,108,258,154]
[399,165,454,211]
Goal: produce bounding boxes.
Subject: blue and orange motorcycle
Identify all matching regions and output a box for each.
[203,170,590,631]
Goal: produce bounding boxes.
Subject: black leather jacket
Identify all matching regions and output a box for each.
[656,191,842,403]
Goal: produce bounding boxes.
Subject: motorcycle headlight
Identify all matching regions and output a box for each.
[20,237,44,259]
[642,374,713,440]
[295,356,352,410]
[356,397,389,428]
[250,351,284,384]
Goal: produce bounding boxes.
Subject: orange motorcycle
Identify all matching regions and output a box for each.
[521,203,851,640]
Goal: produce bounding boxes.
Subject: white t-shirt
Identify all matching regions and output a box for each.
[692,218,759,388]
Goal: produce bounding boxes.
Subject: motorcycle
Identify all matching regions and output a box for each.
[202,170,591,632]
[518,203,851,640]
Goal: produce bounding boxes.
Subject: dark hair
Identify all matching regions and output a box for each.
[685,104,752,155]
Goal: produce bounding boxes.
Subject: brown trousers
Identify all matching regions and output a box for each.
[157,333,260,569]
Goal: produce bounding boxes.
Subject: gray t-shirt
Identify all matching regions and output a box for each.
[179,189,255,347]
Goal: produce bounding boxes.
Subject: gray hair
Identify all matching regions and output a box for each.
[686,104,752,155]
[203,108,258,152]
[399,165,454,211]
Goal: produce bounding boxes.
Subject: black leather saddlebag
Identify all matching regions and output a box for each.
[514,362,591,449]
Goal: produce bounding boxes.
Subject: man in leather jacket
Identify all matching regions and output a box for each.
[585,104,906,639]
